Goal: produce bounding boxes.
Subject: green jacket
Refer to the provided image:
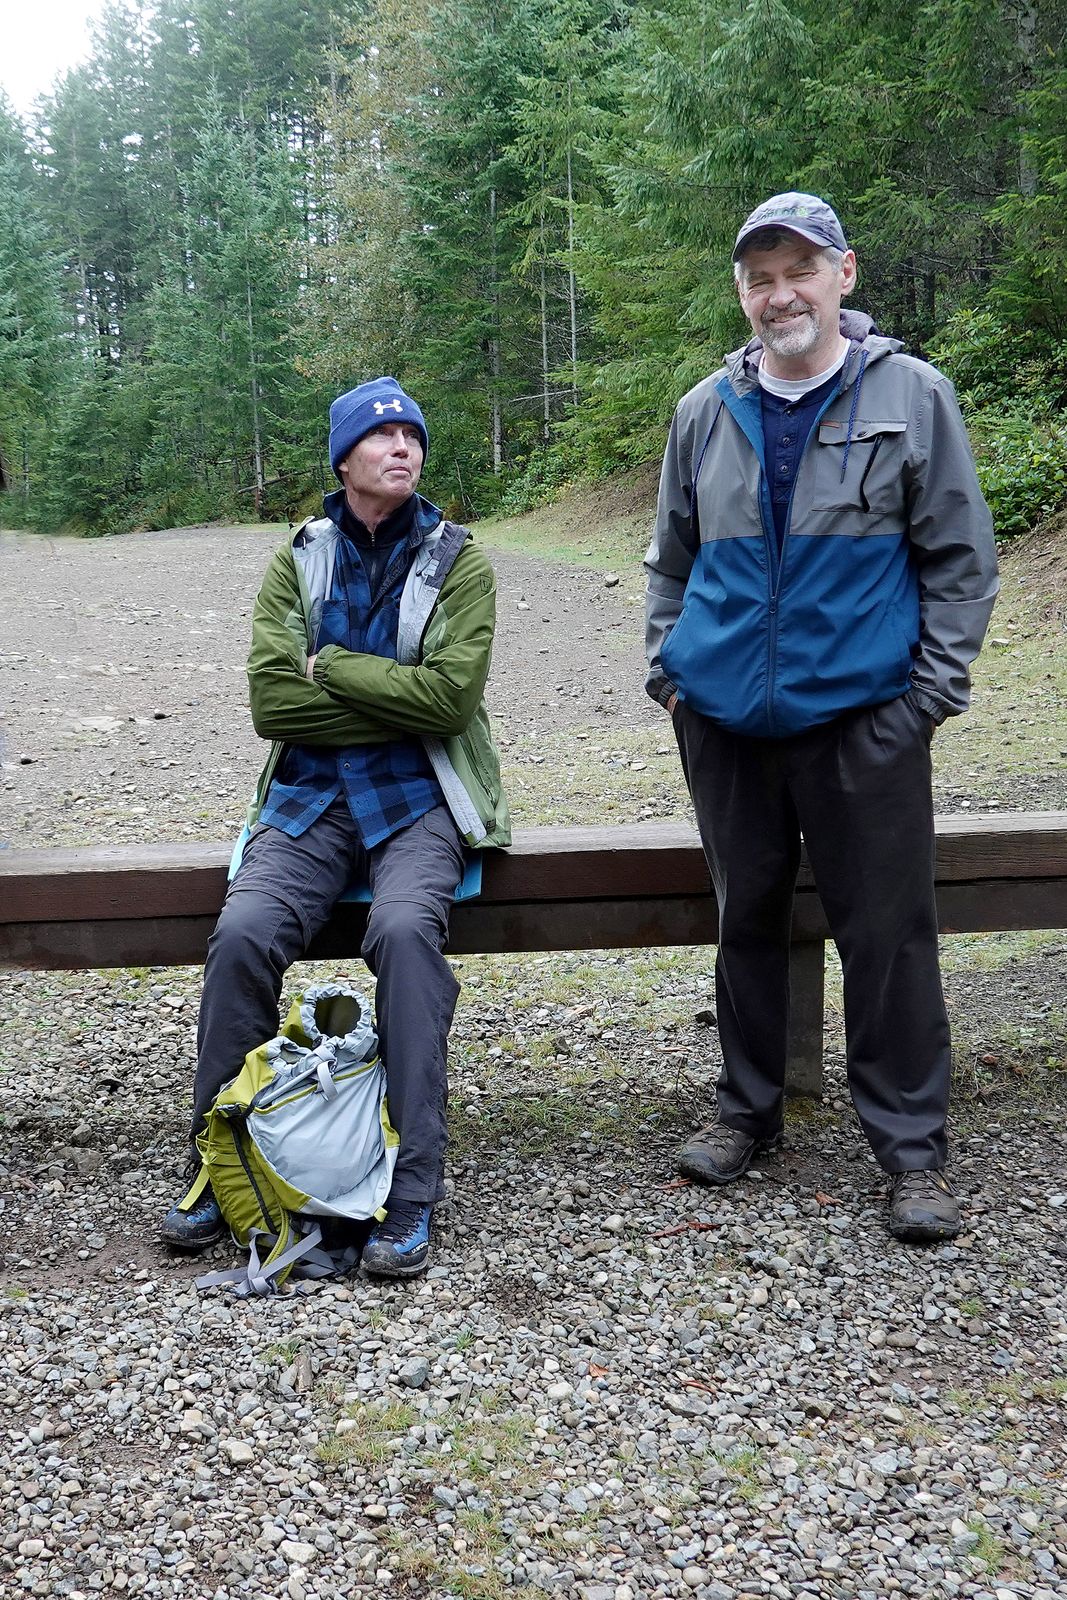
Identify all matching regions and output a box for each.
[245,504,511,849]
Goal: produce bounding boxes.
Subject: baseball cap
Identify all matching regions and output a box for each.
[732,192,848,261]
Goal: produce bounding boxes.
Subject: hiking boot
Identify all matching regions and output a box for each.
[160,1185,225,1251]
[887,1169,961,1243]
[361,1200,432,1279]
[677,1116,782,1185]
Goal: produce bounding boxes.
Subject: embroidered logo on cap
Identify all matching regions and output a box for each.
[753,199,813,223]
[373,399,404,415]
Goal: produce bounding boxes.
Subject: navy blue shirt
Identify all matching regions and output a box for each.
[760,372,841,551]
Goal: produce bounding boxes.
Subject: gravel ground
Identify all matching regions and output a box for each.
[1,525,1065,1600]
[0,525,663,845]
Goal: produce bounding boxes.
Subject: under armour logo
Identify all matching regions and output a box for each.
[373,399,404,414]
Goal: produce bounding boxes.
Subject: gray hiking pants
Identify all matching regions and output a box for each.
[673,693,951,1173]
[192,799,464,1204]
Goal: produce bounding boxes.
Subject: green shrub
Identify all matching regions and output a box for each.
[929,309,1067,413]
[967,409,1067,538]
[928,311,1067,537]
[495,448,574,516]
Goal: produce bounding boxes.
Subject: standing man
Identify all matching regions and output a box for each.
[161,376,510,1276]
[645,194,997,1242]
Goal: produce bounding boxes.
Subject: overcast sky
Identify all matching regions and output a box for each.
[2,1,108,118]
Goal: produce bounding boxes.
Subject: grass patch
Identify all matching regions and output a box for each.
[891,1409,940,1446]
[965,1516,1006,1575]
[454,945,716,1035]
[263,1337,303,1365]
[443,1407,533,1477]
[479,464,657,572]
[482,507,647,571]
[383,1516,511,1593]
[449,1087,685,1161]
[932,569,1067,794]
[372,1394,541,1600]
[940,1373,1067,1422]
[712,1444,767,1504]
[957,1297,987,1319]
[939,928,1067,975]
[318,1386,535,1482]
[456,1506,507,1550]
[445,1573,513,1600]
[943,1388,982,1416]
[316,1399,418,1469]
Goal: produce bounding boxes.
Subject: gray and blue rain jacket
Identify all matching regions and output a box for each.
[645,316,998,737]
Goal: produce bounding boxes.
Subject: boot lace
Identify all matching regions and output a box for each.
[374,1200,427,1244]
[889,1169,954,1202]
[690,1118,751,1159]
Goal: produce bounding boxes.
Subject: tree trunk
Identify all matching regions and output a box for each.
[565,115,578,407]
[245,265,264,518]
[540,257,551,445]
[539,157,550,445]
[1017,1,1038,196]
[489,183,502,475]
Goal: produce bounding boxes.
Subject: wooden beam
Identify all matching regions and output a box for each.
[3,813,1065,925]
[3,814,1064,1110]
[787,941,826,1098]
[3,875,1064,975]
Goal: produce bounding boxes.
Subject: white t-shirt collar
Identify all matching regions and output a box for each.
[758,339,849,399]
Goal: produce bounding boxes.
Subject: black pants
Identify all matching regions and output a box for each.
[191,800,464,1204]
[674,694,951,1172]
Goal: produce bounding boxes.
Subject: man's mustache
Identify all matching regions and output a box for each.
[762,304,813,324]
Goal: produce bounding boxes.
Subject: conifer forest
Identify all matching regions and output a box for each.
[2,0,1066,536]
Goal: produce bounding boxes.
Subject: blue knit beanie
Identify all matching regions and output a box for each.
[328,377,429,478]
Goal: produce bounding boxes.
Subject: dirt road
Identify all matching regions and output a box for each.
[0,524,660,847]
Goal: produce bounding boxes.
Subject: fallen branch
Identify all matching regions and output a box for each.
[651,1219,720,1238]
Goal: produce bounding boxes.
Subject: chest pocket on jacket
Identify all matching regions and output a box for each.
[810,417,908,516]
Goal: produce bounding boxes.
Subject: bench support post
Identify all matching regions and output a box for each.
[785,939,825,1098]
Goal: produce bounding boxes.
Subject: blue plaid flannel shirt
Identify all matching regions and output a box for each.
[258,497,445,850]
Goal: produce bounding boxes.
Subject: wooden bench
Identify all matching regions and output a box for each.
[2,812,1065,1097]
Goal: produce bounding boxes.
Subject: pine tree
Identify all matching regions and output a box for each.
[146,102,302,518]
[0,98,72,516]
[509,0,626,451]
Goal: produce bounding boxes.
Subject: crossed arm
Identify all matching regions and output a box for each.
[246,542,496,746]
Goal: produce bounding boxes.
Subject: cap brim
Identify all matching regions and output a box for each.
[732,222,845,261]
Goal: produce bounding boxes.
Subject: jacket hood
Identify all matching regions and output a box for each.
[725,309,903,392]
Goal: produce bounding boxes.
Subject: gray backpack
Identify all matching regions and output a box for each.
[182,982,398,1296]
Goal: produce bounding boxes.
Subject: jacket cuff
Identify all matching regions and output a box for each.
[645,669,678,710]
[907,686,950,725]
[311,644,338,685]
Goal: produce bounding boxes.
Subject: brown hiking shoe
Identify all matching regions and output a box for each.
[887,1169,961,1243]
[677,1117,782,1185]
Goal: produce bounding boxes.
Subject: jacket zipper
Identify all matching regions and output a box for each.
[762,377,849,732]
[758,481,780,735]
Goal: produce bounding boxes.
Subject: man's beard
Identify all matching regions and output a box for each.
[761,305,820,357]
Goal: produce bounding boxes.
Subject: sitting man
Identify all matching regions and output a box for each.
[161,376,510,1276]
